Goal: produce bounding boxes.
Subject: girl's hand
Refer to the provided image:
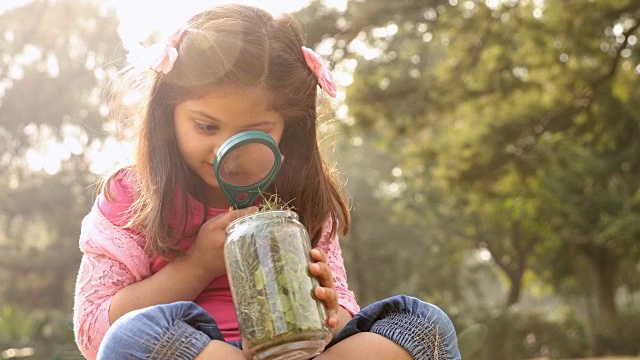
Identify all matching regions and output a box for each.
[309,248,340,330]
[185,207,256,281]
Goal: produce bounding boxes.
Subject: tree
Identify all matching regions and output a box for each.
[0,0,124,314]
[299,0,640,355]
[330,133,468,307]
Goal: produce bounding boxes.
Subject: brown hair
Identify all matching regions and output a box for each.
[102,4,350,257]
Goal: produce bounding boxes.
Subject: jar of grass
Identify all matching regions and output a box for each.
[225,210,330,360]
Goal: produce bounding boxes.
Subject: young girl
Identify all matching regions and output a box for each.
[73,4,460,360]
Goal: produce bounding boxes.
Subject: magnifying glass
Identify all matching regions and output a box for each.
[214,130,282,209]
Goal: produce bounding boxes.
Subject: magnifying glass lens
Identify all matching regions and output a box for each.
[218,142,276,186]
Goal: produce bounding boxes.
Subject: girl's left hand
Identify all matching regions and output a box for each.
[309,248,340,330]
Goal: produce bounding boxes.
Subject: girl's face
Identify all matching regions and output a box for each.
[173,86,285,208]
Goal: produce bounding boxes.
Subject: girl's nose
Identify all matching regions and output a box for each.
[211,137,229,163]
[213,133,235,158]
[212,147,221,168]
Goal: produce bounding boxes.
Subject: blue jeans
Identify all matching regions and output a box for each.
[97,295,461,359]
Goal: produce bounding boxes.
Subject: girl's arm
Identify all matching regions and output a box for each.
[108,208,254,323]
[74,206,152,360]
[74,200,254,359]
[106,252,216,323]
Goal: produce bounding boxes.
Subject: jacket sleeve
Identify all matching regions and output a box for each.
[73,205,152,360]
[315,218,360,316]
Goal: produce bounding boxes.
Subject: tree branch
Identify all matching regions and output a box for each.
[536,15,640,133]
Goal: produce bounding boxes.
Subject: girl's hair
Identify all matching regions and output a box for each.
[102,4,350,257]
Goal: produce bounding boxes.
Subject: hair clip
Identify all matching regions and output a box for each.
[150,27,186,75]
[301,46,337,98]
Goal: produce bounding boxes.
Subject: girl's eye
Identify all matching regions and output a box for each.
[194,122,219,133]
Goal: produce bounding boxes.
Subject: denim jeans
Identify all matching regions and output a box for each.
[97,295,461,360]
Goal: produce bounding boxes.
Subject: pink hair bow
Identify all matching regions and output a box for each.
[151,27,186,75]
[301,46,337,98]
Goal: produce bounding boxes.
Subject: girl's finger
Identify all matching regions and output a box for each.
[223,206,258,222]
[309,262,334,287]
[315,287,338,308]
[310,248,327,263]
[314,287,339,328]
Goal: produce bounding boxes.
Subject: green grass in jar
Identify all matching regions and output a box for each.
[227,215,326,347]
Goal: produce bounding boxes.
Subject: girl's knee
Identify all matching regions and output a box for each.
[370,295,461,359]
[98,305,172,357]
[97,303,213,359]
[387,295,451,318]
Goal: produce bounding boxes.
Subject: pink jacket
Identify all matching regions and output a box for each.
[73,170,359,359]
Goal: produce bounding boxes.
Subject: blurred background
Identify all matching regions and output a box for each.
[0,0,639,359]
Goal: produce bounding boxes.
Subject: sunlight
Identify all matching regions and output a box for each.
[24,132,134,175]
[0,0,31,15]
[478,249,492,261]
[108,0,345,48]
[25,142,66,175]
[87,137,134,175]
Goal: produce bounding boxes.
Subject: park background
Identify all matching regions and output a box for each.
[0,0,639,359]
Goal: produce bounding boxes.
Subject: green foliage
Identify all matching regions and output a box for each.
[301,0,640,355]
[596,310,640,355]
[0,305,34,346]
[0,0,123,154]
[0,0,124,356]
[466,307,588,360]
[333,136,468,307]
[294,0,342,47]
[0,305,78,359]
[457,323,489,359]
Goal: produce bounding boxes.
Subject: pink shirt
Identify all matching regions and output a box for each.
[73,169,359,360]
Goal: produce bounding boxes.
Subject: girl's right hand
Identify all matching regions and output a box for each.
[184,207,257,280]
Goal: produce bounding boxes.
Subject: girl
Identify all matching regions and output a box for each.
[73,4,461,360]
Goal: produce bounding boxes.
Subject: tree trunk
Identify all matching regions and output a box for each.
[484,222,531,307]
[577,242,619,355]
[506,266,524,306]
[580,243,618,320]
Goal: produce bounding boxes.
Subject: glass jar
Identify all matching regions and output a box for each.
[225,210,330,360]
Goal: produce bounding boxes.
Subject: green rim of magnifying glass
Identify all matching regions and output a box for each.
[213,130,282,209]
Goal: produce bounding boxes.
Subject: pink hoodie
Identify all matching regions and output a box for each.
[73,169,359,359]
